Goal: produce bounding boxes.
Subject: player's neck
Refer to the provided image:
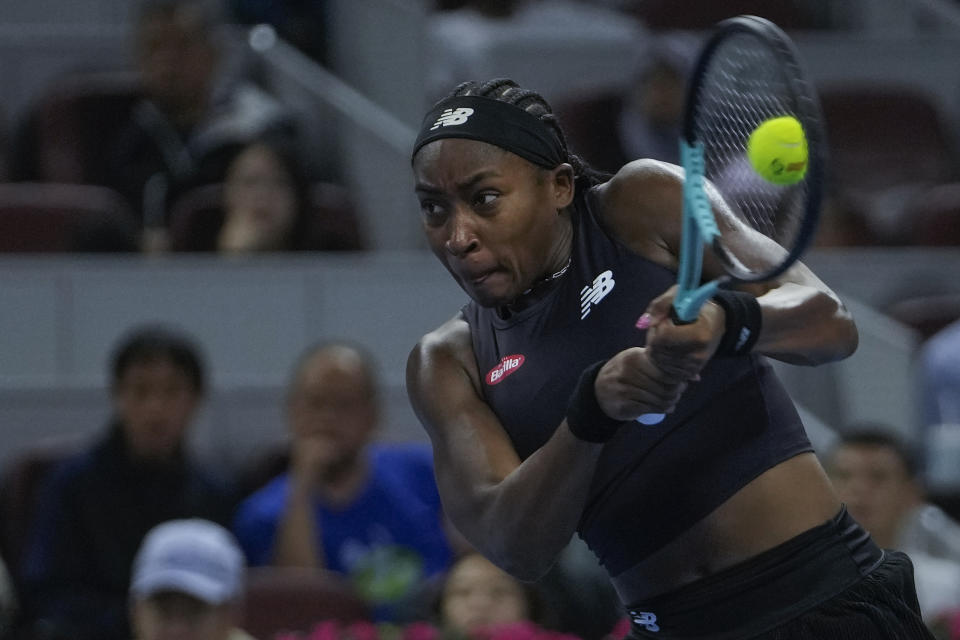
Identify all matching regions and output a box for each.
[499,216,573,318]
[498,257,570,319]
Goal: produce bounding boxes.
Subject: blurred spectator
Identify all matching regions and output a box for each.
[535,538,621,640]
[232,342,455,622]
[619,0,818,30]
[436,552,543,635]
[824,426,960,623]
[167,136,365,254]
[424,0,523,101]
[103,0,296,250]
[416,538,618,639]
[18,325,237,640]
[918,319,960,490]
[217,137,309,253]
[130,519,255,640]
[0,555,17,638]
[556,33,695,174]
[425,0,642,104]
[812,189,879,248]
[612,34,693,166]
[419,551,589,640]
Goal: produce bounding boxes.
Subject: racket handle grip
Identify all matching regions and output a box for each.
[633,304,691,426]
[670,304,697,326]
[633,306,684,426]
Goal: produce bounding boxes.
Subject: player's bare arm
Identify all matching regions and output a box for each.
[406,313,605,580]
[595,159,857,370]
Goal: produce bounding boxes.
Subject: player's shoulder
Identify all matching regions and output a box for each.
[407,311,481,402]
[408,312,472,371]
[591,159,684,258]
[600,158,684,204]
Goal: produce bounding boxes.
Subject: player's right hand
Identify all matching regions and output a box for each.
[594,347,688,421]
[642,286,725,382]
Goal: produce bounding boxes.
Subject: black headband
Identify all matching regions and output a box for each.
[411,95,567,169]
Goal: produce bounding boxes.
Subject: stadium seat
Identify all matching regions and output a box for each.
[167,181,367,252]
[242,567,370,638]
[819,84,958,194]
[9,70,142,184]
[0,182,139,252]
[0,438,83,578]
[554,93,627,176]
[0,103,10,182]
[885,293,960,341]
[813,190,881,247]
[900,182,960,246]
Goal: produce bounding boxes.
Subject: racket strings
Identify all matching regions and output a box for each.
[692,32,810,263]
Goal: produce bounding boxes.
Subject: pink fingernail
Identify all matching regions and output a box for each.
[635,314,651,330]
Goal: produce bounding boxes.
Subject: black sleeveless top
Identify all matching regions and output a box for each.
[462,187,813,576]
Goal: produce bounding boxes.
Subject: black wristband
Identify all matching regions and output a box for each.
[566,360,625,443]
[712,289,762,357]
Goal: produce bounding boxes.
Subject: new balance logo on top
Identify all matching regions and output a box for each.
[580,270,615,319]
[630,611,660,633]
[430,107,475,130]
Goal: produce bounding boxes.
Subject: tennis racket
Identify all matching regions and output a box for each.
[637,15,826,425]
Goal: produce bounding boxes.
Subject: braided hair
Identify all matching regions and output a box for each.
[445,78,611,191]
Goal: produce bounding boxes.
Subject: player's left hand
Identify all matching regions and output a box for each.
[640,285,725,381]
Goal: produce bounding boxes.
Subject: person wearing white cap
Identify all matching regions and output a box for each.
[130,519,256,640]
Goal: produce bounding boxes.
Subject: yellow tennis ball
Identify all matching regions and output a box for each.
[746,116,808,185]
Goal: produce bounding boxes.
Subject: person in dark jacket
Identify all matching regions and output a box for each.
[17,325,236,640]
[103,0,296,251]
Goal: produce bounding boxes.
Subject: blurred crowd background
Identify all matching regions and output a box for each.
[2,0,960,638]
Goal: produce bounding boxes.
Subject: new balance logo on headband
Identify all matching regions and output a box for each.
[430,107,475,130]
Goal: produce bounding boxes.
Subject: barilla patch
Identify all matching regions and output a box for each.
[485,354,525,385]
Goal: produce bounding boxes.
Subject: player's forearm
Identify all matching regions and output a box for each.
[753,281,858,365]
[452,426,603,581]
[412,330,605,580]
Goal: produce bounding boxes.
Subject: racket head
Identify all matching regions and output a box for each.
[682,15,825,283]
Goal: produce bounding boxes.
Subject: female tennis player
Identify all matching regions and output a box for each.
[406,78,932,638]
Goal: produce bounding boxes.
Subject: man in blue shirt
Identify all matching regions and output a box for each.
[232,341,456,621]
